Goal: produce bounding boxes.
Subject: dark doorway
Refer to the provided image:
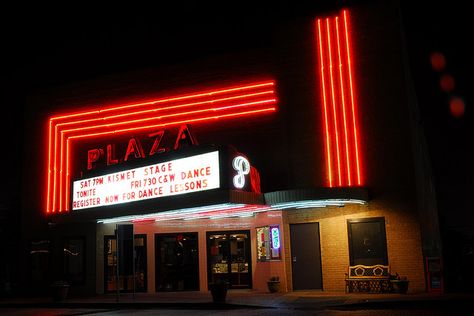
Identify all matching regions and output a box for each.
[347,217,388,265]
[290,223,322,290]
[104,234,147,293]
[155,233,199,291]
[207,230,252,289]
[29,240,52,294]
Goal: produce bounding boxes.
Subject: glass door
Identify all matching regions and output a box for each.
[155,233,199,291]
[104,234,147,293]
[207,230,252,289]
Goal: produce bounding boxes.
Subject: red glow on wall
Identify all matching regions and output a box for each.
[46,80,277,214]
[316,10,363,187]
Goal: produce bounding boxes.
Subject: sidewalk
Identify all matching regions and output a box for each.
[1,290,473,311]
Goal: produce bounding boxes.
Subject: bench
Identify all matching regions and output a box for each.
[345,264,391,293]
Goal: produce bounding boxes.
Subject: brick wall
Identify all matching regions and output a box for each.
[283,199,426,293]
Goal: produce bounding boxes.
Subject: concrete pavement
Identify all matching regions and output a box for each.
[1,290,473,312]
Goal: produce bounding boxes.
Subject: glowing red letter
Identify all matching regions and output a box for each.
[107,144,119,166]
[174,125,198,150]
[124,138,145,161]
[87,149,103,170]
[149,130,166,156]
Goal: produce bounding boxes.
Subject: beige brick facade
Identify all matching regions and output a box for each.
[96,198,425,294]
[283,200,426,293]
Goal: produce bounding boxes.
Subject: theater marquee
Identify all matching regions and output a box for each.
[72,151,220,210]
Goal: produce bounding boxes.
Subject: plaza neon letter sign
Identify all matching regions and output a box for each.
[87,125,197,170]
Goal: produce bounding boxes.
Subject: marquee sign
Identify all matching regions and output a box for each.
[72,151,220,210]
[46,80,277,213]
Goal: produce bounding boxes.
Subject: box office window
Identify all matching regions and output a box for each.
[347,218,388,266]
[256,226,281,261]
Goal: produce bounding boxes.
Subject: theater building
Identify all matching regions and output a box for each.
[21,1,441,296]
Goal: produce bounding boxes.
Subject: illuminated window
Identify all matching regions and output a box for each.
[256,226,281,261]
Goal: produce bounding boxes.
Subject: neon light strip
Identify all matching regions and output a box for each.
[68,108,276,140]
[96,199,366,224]
[62,99,276,134]
[57,91,275,127]
[317,19,334,187]
[343,10,362,185]
[52,82,275,120]
[335,16,352,186]
[47,120,53,212]
[326,18,343,186]
[66,138,71,211]
[271,199,366,210]
[47,80,277,213]
[96,203,271,224]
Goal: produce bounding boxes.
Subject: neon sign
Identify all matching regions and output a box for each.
[46,80,277,213]
[232,156,250,189]
[316,10,363,187]
[271,226,280,250]
[87,125,197,170]
[72,151,220,210]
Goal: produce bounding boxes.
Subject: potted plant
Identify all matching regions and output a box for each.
[267,276,281,293]
[209,279,229,303]
[51,280,70,301]
[390,273,409,294]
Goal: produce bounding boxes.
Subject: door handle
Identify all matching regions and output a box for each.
[293,256,297,262]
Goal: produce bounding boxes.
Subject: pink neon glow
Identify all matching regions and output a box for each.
[315,10,363,187]
[46,80,277,213]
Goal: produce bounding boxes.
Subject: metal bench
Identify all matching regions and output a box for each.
[345,264,392,293]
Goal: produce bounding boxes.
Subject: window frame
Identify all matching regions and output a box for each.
[347,217,388,266]
[256,225,282,262]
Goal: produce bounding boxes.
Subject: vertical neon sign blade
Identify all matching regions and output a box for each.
[315,10,363,187]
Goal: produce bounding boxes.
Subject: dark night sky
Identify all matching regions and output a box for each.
[1,1,472,234]
[400,1,473,232]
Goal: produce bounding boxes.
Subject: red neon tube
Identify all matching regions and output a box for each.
[326,18,343,186]
[315,10,363,187]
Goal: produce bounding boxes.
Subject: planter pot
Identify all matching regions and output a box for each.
[51,284,70,301]
[267,281,281,293]
[209,282,229,303]
[391,280,409,294]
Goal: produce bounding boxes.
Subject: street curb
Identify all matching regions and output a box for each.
[0,301,272,310]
